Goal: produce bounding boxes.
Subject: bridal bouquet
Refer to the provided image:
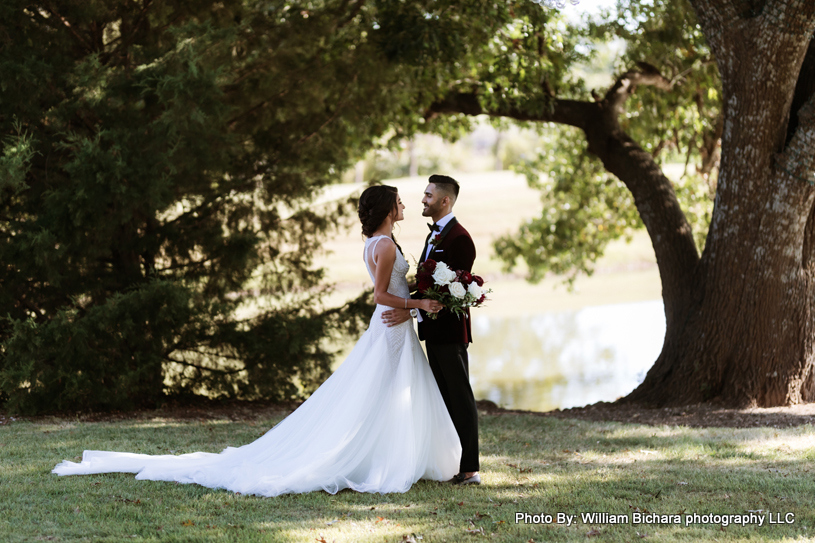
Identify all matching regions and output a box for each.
[416,259,490,319]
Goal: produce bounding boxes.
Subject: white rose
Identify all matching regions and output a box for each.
[432,263,457,285]
[449,281,467,299]
[433,261,450,274]
[467,282,483,299]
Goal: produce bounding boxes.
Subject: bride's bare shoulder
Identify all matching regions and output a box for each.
[374,237,395,253]
[368,236,396,264]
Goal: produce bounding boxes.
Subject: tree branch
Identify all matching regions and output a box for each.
[156,255,216,273]
[178,348,247,363]
[425,92,593,130]
[428,65,702,325]
[295,74,359,146]
[101,0,155,66]
[604,63,673,116]
[131,0,154,35]
[227,100,268,130]
[44,3,93,53]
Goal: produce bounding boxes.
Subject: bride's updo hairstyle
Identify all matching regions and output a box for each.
[358,184,399,238]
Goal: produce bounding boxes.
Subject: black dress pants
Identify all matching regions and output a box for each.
[425,342,479,473]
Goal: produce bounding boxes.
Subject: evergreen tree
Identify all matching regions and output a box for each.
[0,0,425,413]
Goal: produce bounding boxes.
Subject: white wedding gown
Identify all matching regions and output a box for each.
[53,235,461,496]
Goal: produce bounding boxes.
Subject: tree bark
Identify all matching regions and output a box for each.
[626,1,815,407]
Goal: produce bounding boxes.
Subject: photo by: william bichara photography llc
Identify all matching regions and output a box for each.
[515,511,796,529]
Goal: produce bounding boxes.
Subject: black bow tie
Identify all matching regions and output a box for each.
[428,223,441,232]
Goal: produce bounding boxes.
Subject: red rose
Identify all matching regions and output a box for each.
[459,271,473,284]
[422,259,437,273]
[472,275,484,287]
[417,277,434,293]
[439,284,450,294]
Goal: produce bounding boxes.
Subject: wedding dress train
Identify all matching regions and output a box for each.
[53,235,461,496]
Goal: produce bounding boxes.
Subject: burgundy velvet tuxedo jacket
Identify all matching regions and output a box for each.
[417,217,476,345]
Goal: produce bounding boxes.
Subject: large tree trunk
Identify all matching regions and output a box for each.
[628,1,815,407]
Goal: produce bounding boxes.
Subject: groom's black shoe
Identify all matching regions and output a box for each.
[449,472,481,485]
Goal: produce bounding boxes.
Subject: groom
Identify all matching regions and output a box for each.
[382,174,480,485]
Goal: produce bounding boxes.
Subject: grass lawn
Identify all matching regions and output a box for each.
[2,410,813,542]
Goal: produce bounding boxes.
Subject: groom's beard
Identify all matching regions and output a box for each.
[422,202,441,218]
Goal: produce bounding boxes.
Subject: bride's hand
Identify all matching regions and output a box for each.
[420,299,443,314]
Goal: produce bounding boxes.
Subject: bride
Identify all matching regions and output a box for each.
[53,185,461,496]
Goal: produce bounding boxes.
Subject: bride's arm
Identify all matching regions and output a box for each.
[373,240,441,313]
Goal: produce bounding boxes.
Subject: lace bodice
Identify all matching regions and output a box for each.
[363,235,410,299]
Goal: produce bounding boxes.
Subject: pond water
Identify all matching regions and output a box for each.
[468,300,666,412]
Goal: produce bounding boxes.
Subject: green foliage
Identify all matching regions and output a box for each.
[1,281,194,413]
[463,0,717,280]
[0,123,36,195]
[354,0,716,283]
[602,0,719,253]
[598,0,722,171]
[496,128,642,283]
[672,171,715,253]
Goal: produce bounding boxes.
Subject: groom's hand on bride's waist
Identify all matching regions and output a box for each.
[381,308,412,327]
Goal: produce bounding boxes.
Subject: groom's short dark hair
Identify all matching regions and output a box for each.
[429,174,460,199]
